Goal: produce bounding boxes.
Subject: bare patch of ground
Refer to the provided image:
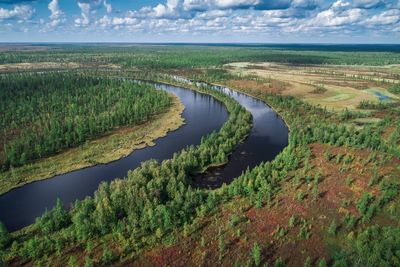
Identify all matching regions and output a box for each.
[120,143,400,267]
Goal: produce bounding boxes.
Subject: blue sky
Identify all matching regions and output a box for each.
[0,0,399,43]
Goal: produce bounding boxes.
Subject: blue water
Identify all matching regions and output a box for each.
[0,81,288,231]
[374,91,391,101]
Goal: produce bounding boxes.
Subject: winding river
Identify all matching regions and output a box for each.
[0,81,288,231]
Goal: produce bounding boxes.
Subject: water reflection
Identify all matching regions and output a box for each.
[0,83,229,231]
[192,82,288,188]
[0,80,289,231]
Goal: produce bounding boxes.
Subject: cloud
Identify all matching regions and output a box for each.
[74,0,113,26]
[75,1,92,26]
[88,0,399,38]
[304,1,365,27]
[104,0,112,13]
[0,4,34,20]
[152,0,185,19]
[364,9,400,25]
[97,15,138,27]
[129,0,312,21]
[2,0,399,41]
[182,0,285,11]
[181,0,319,11]
[352,0,386,9]
[47,0,64,27]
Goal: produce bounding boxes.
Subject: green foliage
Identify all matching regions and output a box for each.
[288,215,296,228]
[20,236,42,260]
[200,237,205,247]
[311,84,327,94]
[296,191,305,201]
[0,222,10,250]
[1,45,399,68]
[378,181,399,206]
[342,213,357,230]
[318,258,328,267]
[340,199,351,208]
[236,228,241,238]
[218,234,225,261]
[328,220,337,235]
[299,225,311,240]
[353,226,400,266]
[274,257,285,267]
[255,192,263,208]
[252,242,261,266]
[1,53,398,265]
[368,166,380,187]
[0,73,172,170]
[68,256,78,267]
[324,150,333,161]
[229,214,241,227]
[345,175,353,186]
[357,192,375,221]
[389,84,400,95]
[312,184,319,201]
[102,246,115,265]
[275,224,287,239]
[45,84,255,246]
[84,257,94,267]
[304,256,311,267]
[36,198,71,234]
[358,100,388,110]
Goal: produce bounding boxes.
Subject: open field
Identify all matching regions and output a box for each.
[225,62,400,111]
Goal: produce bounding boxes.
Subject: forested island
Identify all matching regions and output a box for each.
[0,73,185,194]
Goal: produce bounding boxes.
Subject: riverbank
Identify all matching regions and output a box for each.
[0,94,185,195]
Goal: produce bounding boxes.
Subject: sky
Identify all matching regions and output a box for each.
[0,0,399,43]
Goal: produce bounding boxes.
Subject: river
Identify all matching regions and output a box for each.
[0,81,288,231]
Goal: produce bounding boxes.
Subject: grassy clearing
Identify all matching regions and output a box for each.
[225,62,399,111]
[0,94,184,195]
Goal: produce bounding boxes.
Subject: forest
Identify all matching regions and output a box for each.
[1,45,400,68]
[0,78,254,266]
[0,73,172,170]
[0,45,400,266]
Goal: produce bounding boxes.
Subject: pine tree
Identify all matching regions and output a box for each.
[0,222,10,250]
[328,220,337,235]
[252,242,261,266]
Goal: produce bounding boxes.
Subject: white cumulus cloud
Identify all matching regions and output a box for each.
[0,5,34,21]
[47,0,65,28]
[75,2,91,26]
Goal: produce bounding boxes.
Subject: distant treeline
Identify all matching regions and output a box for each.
[0,45,399,67]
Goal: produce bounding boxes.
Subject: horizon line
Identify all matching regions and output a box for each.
[1,42,400,45]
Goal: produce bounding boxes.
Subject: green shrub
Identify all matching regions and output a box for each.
[36,198,71,234]
[252,242,261,266]
[328,220,337,235]
[0,222,10,250]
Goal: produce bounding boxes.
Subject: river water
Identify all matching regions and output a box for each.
[0,81,288,231]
